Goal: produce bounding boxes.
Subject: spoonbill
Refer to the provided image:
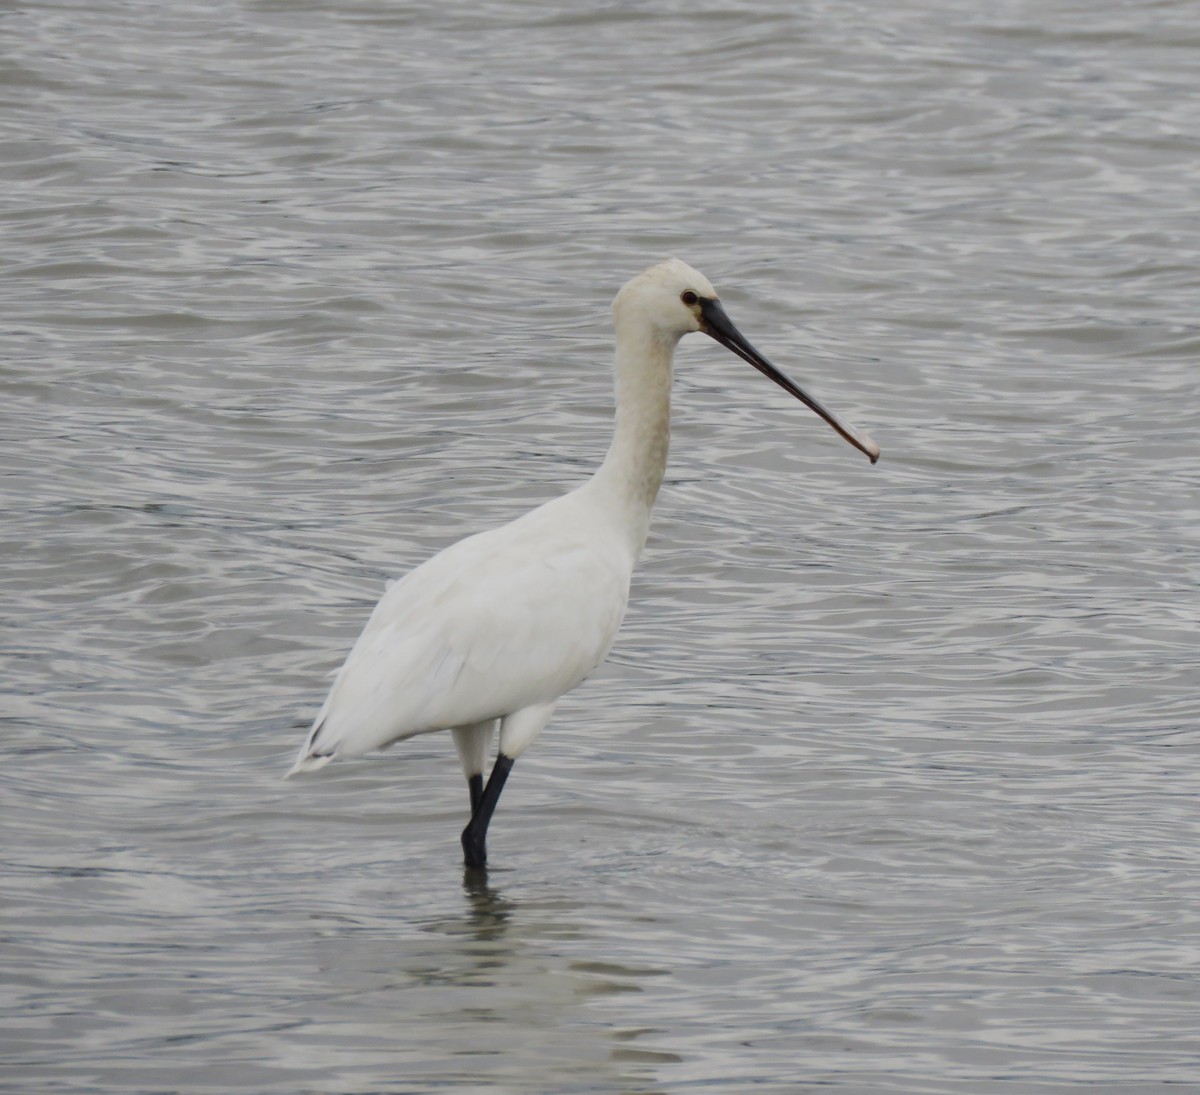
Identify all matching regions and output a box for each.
[288,259,879,870]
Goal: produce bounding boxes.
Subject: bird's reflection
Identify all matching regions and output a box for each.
[460,866,516,942]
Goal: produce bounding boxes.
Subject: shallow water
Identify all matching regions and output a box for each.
[4,0,1199,1091]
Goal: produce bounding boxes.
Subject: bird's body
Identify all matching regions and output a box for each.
[294,483,635,769]
[288,259,879,869]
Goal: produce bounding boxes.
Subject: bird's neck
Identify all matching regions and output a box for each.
[592,324,679,556]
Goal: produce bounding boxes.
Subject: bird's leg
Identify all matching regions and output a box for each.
[452,721,495,822]
[461,753,515,870]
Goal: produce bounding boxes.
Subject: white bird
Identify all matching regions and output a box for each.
[288,259,879,870]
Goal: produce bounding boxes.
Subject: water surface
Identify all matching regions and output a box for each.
[3,1,1199,1091]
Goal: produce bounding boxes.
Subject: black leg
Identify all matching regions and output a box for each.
[467,773,484,816]
[461,753,515,870]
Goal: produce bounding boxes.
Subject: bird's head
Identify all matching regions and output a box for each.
[614,259,880,464]
[612,258,716,340]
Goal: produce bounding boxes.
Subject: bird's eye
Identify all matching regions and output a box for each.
[680,290,699,307]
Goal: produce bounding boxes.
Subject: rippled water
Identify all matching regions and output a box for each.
[4,1,1199,1090]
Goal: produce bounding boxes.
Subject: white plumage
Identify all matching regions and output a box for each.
[287,259,878,869]
[294,488,632,769]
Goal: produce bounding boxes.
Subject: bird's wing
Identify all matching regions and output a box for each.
[300,497,633,762]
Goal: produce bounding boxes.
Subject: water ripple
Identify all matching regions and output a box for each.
[4,0,1199,1090]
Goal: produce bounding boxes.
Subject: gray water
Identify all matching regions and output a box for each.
[4,1,1199,1091]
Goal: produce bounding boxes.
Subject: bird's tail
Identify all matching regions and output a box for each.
[285,749,333,778]
[284,718,337,779]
